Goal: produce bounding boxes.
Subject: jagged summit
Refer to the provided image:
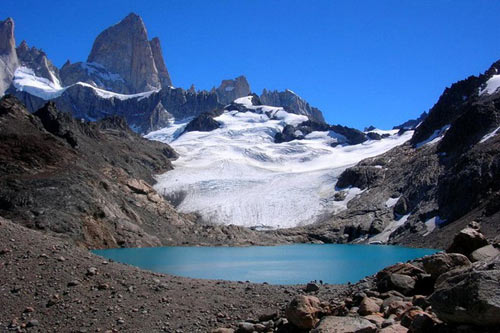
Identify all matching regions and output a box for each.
[0,17,19,95]
[87,12,163,93]
[215,75,251,105]
[261,88,325,123]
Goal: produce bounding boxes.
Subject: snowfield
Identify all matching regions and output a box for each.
[146,102,413,229]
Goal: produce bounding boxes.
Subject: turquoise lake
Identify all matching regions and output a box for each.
[92,244,438,285]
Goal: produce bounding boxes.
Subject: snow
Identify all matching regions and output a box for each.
[385,196,400,208]
[369,214,410,243]
[415,124,450,148]
[480,126,500,143]
[479,74,500,95]
[146,106,413,229]
[365,128,399,136]
[224,86,235,92]
[13,65,158,101]
[12,66,66,99]
[423,216,446,236]
[76,82,159,101]
[80,62,124,83]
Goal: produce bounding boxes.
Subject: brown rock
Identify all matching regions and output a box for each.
[421,252,471,279]
[149,37,172,88]
[211,328,234,333]
[358,297,381,315]
[446,227,488,257]
[363,314,385,327]
[285,295,326,330]
[0,17,19,95]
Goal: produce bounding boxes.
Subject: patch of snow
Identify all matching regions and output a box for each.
[369,214,410,243]
[385,196,400,208]
[479,74,500,95]
[415,124,450,148]
[147,106,414,228]
[12,66,66,99]
[224,86,235,92]
[13,66,159,102]
[423,216,446,236]
[480,126,500,143]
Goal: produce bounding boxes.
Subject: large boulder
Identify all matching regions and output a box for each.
[429,269,500,326]
[311,316,376,333]
[285,295,327,330]
[421,252,472,279]
[447,227,489,257]
[377,274,416,296]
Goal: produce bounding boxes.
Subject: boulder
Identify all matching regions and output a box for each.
[311,316,376,333]
[446,227,488,257]
[305,282,320,292]
[285,295,326,330]
[429,269,500,326]
[358,297,381,315]
[421,252,472,279]
[377,272,416,296]
[470,244,500,262]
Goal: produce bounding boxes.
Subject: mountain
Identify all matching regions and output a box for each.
[2,14,328,134]
[286,59,500,248]
[0,18,18,95]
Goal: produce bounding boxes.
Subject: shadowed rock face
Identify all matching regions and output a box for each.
[0,17,19,95]
[87,13,161,93]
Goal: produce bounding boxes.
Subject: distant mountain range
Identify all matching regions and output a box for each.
[0,14,326,133]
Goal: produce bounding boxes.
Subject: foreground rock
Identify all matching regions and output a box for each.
[311,316,376,332]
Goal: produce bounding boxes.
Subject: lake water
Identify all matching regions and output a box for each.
[92,244,438,285]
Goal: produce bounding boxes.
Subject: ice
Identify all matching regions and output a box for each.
[423,216,446,236]
[147,107,413,228]
[415,124,450,148]
[480,125,500,143]
[80,62,125,82]
[12,66,66,99]
[479,74,500,95]
[76,82,159,101]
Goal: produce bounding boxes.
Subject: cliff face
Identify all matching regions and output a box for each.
[149,37,172,87]
[0,18,19,95]
[16,40,61,86]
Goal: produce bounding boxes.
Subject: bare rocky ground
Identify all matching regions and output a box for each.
[0,217,350,333]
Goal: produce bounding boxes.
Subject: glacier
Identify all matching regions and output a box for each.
[146,99,413,229]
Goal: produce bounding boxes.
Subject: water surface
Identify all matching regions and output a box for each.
[93,244,437,285]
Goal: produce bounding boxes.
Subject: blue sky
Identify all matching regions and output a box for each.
[3,0,500,129]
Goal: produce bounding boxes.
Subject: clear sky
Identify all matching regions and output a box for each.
[3,0,500,129]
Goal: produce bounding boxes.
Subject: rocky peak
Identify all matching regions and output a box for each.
[87,13,161,93]
[149,37,172,87]
[260,88,325,123]
[215,75,251,105]
[0,17,19,95]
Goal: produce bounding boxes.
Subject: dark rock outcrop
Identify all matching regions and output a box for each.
[0,17,19,95]
[183,109,223,133]
[261,88,325,123]
[393,111,428,130]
